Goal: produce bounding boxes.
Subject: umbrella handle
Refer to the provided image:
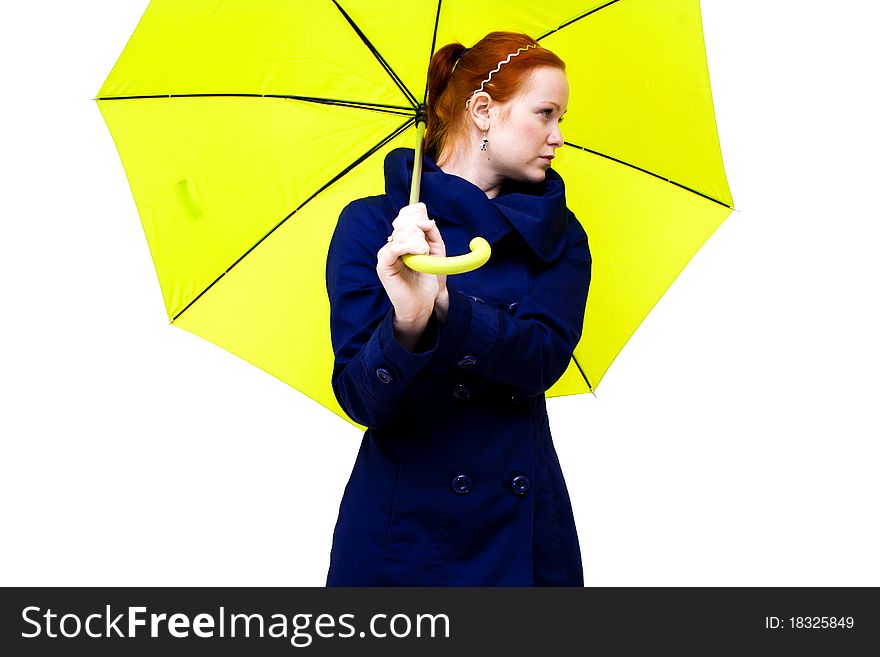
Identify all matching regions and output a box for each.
[405,106,491,275]
[402,237,491,274]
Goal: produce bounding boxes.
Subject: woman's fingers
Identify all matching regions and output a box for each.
[392,204,435,240]
[390,225,431,245]
[388,240,430,257]
[376,239,428,271]
[421,219,445,254]
[391,204,444,247]
[379,203,446,271]
[392,202,429,228]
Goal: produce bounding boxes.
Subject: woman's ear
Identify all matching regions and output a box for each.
[468,92,492,132]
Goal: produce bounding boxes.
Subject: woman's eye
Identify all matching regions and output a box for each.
[541,108,565,124]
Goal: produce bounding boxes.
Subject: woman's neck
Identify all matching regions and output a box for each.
[435,147,503,199]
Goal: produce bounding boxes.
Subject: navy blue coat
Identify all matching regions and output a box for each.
[324,147,591,586]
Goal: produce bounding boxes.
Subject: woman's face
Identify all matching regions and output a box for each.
[489,66,569,184]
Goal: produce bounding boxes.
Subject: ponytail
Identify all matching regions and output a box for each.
[425,43,468,160]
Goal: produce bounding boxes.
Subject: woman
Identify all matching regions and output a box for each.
[324,32,591,586]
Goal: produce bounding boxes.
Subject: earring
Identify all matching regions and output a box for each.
[480,134,488,151]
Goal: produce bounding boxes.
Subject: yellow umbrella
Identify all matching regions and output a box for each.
[96,0,733,427]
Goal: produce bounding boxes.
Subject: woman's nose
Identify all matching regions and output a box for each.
[548,125,563,147]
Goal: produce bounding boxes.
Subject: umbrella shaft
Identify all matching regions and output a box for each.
[409,118,426,205]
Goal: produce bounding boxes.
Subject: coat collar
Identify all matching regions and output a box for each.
[383,147,568,263]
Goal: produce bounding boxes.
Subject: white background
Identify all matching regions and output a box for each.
[1,1,877,586]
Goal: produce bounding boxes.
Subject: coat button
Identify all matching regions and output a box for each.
[453,383,471,400]
[467,295,485,304]
[457,355,477,368]
[511,475,530,496]
[509,391,524,405]
[452,474,472,495]
[507,302,519,313]
[375,368,393,384]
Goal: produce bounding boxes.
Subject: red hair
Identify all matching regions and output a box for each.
[424,32,566,163]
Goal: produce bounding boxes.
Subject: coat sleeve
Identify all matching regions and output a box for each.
[326,199,440,429]
[436,210,591,397]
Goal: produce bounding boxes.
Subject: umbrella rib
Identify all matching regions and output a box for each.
[564,141,733,209]
[96,93,413,117]
[331,0,419,108]
[571,354,595,395]
[424,0,443,105]
[279,95,413,116]
[536,0,622,41]
[170,118,415,324]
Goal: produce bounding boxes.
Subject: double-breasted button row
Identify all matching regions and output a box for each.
[451,474,530,496]
[375,368,393,384]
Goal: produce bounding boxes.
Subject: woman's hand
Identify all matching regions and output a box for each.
[376,203,447,346]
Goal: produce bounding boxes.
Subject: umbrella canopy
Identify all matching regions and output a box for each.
[97,0,733,427]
